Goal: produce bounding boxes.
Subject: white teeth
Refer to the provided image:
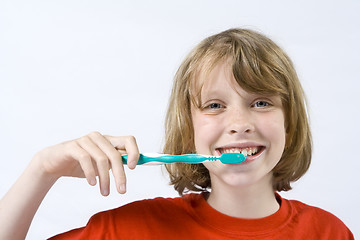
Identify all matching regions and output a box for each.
[241,149,248,156]
[220,147,260,156]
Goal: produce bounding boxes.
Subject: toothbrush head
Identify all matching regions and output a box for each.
[219,153,246,164]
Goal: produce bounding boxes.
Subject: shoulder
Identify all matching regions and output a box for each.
[94,193,199,222]
[85,193,202,237]
[114,193,192,212]
[49,194,201,239]
[288,198,342,223]
[283,198,354,239]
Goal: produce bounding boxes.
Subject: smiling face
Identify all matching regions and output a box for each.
[191,61,286,189]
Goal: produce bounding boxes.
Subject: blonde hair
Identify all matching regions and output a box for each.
[163,28,312,195]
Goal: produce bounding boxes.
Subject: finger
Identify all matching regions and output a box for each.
[77,135,111,196]
[84,133,126,194]
[88,133,128,194]
[68,142,97,186]
[111,163,126,194]
[106,135,140,170]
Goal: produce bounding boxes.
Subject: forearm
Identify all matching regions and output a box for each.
[0,133,138,239]
[0,157,58,240]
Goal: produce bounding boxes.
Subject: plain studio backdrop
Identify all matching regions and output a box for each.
[0,0,359,239]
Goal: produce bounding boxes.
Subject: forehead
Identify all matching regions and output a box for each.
[192,60,232,93]
[191,60,247,102]
[191,54,288,99]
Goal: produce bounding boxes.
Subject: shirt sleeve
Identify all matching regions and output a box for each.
[48,211,112,240]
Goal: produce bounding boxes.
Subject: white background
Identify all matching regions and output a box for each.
[0,0,359,239]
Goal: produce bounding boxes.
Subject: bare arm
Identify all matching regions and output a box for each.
[0,156,58,240]
[0,132,139,240]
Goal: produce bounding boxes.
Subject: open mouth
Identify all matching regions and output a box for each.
[216,146,265,157]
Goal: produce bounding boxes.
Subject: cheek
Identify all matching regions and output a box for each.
[258,114,286,150]
[192,113,223,152]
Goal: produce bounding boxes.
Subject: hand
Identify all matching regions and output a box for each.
[35,132,140,196]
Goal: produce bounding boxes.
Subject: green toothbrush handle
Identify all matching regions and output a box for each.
[122,153,208,165]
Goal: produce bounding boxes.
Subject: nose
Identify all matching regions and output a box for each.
[226,107,255,135]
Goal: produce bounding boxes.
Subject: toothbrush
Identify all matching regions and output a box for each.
[121,153,246,165]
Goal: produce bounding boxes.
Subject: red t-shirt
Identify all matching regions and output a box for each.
[49,193,354,239]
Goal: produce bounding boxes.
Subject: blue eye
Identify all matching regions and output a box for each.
[254,101,269,108]
[208,103,223,109]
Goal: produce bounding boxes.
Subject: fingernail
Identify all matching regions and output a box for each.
[119,184,126,194]
[102,188,109,196]
[129,162,136,169]
[89,178,96,186]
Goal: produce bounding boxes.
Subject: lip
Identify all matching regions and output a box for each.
[241,146,265,164]
[215,142,266,164]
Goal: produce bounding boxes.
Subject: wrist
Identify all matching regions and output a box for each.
[29,151,60,184]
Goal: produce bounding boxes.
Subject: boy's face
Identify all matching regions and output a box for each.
[191,62,286,190]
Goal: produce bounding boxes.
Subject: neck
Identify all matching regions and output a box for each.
[206,174,279,219]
